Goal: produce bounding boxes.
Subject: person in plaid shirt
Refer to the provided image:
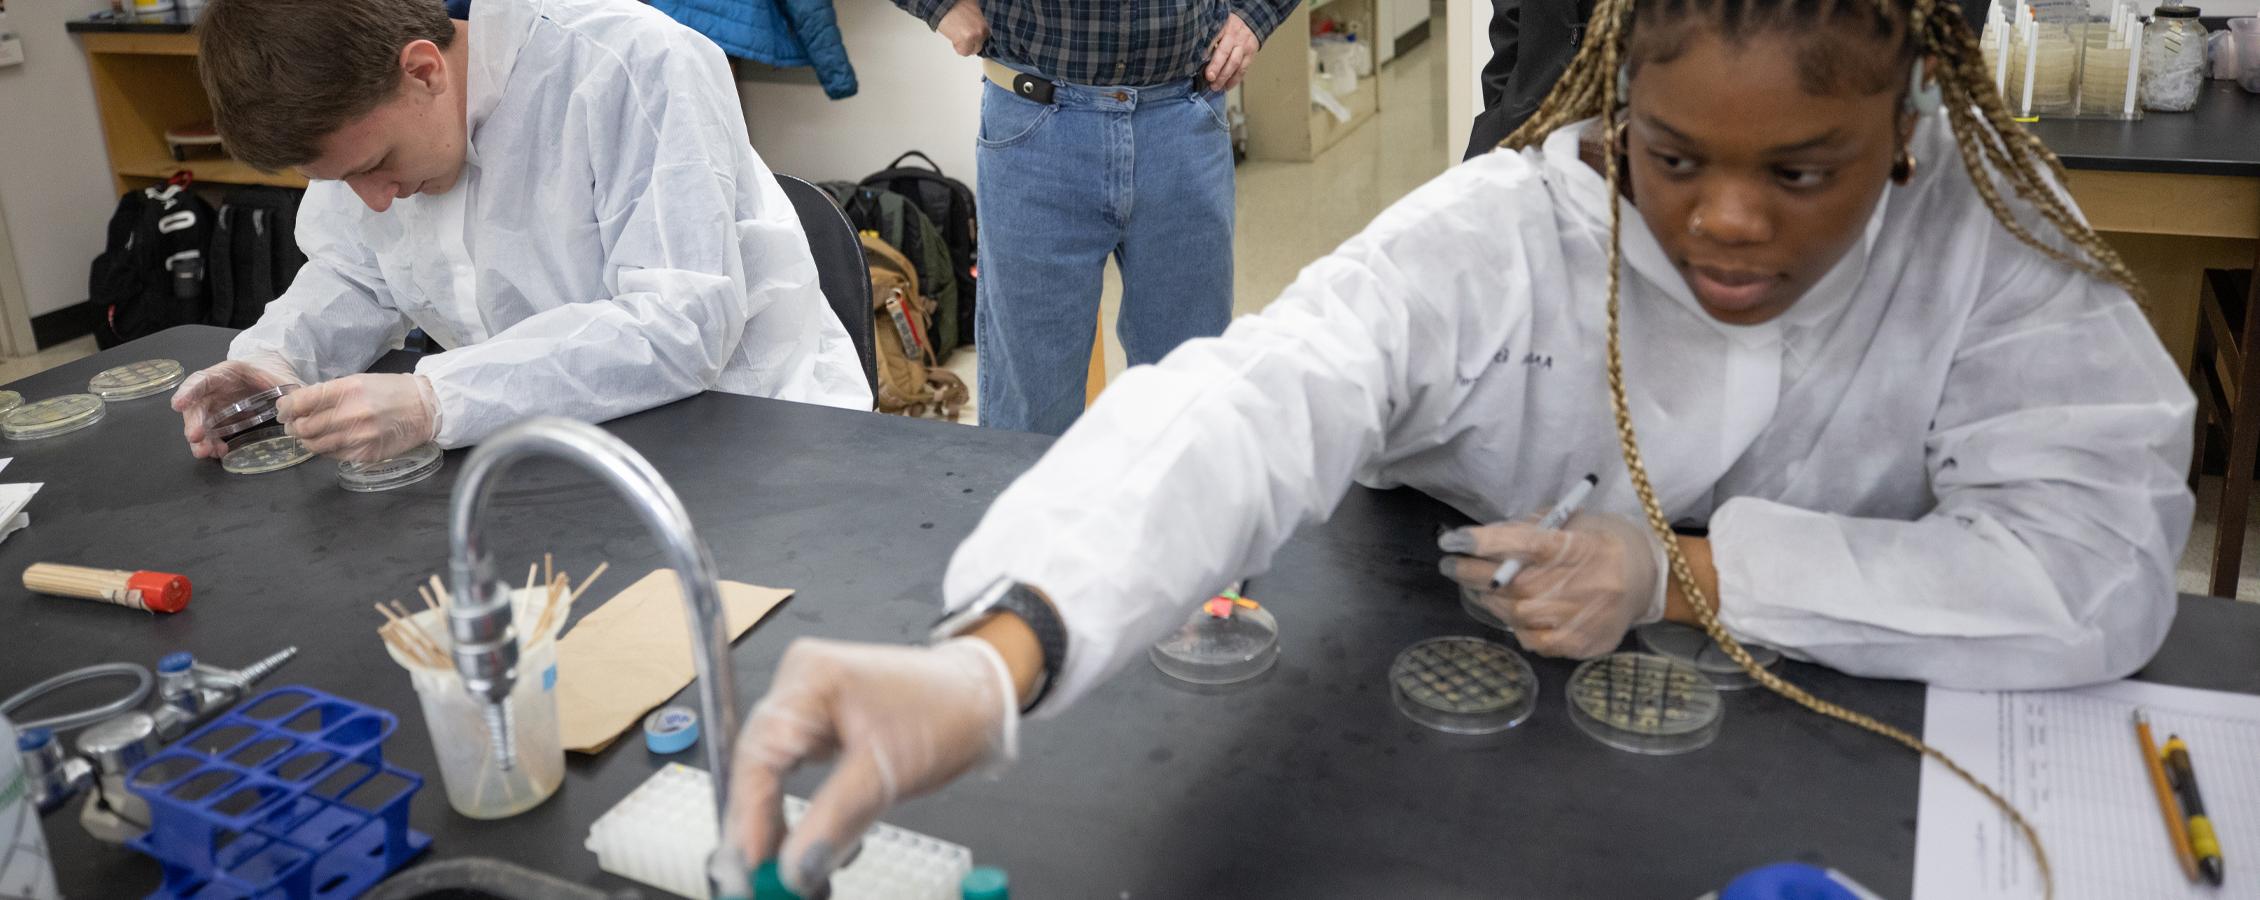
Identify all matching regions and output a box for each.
[889,0,1300,435]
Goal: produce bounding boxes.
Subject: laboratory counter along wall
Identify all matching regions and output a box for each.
[4,326,2256,897]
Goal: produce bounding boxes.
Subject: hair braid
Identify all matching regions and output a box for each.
[1486,0,2157,894]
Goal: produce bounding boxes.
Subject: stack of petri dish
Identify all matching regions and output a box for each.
[210,386,312,475]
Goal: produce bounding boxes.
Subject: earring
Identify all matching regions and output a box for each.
[1892,149,1918,185]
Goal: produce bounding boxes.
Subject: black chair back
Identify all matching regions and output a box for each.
[775,173,877,397]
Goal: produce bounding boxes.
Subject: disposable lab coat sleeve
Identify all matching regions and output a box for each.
[227,207,409,382]
[1711,245,2196,690]
[940,163,1553,714]
[415,42,794,447]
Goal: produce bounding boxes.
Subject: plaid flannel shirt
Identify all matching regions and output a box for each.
[894,0,1301,87]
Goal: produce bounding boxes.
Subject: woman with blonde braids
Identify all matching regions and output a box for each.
[722,0,2193,888]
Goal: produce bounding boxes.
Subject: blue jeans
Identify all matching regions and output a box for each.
[974,75,1236,435]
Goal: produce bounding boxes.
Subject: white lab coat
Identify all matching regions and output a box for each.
[944,112,2196,712]
[230,0,871,446]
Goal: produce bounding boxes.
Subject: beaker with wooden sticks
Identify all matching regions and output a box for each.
[375,559,606,819]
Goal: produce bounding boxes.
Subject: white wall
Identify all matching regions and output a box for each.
[1446,0,1486,169]
[0,0,121,318]
[739,0,982,189]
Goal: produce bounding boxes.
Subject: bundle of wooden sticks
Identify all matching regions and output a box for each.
[375,553,609,669]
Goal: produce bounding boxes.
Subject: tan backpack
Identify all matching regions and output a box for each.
[861,233,969,420]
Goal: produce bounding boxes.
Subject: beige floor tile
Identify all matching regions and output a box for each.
[0,335,98,385]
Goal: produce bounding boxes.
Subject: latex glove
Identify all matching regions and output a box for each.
[1439,511,1668,659]
[1205,14,1261,91]
[172,358,301,459]
[726,637,1017,897]
[937,0,988,57]
[275,373,441,463]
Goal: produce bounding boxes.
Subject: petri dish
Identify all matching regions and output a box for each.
[1634,622,1780,691]
[3,394,105,440]
[222,434,313,475]
[0,391,23,415]
[210,385,296,438]
[1149,594,1279,685]
[88,358,184,401]
[1566,652,1723,755]
[1389,636,1537,734]
[338,443,443,493]
[1460,585,1512,632]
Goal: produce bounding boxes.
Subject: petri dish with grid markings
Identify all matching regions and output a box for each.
[88,358,184,401]
[1566,652,1722,755]
[222,434,314,475]
[1634,622,1780,691]
[2,393,105,440]
[1150,596,1279,685]
[1389,636,1537,734]
[337,443,443,493]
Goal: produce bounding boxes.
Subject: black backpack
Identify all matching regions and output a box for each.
[208,186,308,329]
[859,152,977,349]
[88,182,215,349]
[818,180,963,358]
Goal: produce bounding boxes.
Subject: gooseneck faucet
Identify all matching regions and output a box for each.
[447,418,739,812]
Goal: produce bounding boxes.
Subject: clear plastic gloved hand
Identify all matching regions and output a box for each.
[276,373,442,464]
[724,637,1017,898]
[171,358,301,459]
[1439,511,1669,659]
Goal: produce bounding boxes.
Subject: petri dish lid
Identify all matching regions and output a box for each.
[1566,652,1723,755]
[1634,622,1780,691]
[88,358,184,401]
[1149,594,1280,685]
[3,394,105,440]
[1389,636,1537,735]
[1460,584,1512,632]
[222,434,313,475]
[0,391,23,415]
[337,443,443,493]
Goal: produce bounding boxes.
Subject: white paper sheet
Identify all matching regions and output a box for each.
[1914,680,2260,899]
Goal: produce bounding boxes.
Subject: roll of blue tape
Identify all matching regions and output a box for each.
[644,706,700,755]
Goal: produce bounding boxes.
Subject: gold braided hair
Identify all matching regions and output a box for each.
[1491,0,2154,895]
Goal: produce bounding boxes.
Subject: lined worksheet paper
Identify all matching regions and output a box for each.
[1913,680,2260,899]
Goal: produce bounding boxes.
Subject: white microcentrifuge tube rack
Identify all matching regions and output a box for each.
[586,763,973,900]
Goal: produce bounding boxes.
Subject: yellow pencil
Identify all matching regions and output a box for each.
[2136,710,2200,882]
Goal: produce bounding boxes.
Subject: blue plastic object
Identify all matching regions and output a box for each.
[1718,862,1874,900]
[17,727,50,753]
[158,653,194,674]
[643,706,699,755]
[124,685,431,899]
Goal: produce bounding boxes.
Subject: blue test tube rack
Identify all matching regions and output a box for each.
[124,686,432,899]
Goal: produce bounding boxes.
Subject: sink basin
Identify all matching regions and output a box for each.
[362,858,640,900]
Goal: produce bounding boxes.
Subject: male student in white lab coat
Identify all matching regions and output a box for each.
[174,0,870,463]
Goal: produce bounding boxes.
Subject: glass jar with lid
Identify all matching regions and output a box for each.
[2143,5,2209,111]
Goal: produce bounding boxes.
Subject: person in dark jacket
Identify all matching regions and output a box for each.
[1463,0,1991,159]
[1465,0,1594,160]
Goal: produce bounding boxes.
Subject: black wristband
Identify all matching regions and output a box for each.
[932,581,1069,714]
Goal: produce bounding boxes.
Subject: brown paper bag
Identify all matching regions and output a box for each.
[555,568,790,754]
